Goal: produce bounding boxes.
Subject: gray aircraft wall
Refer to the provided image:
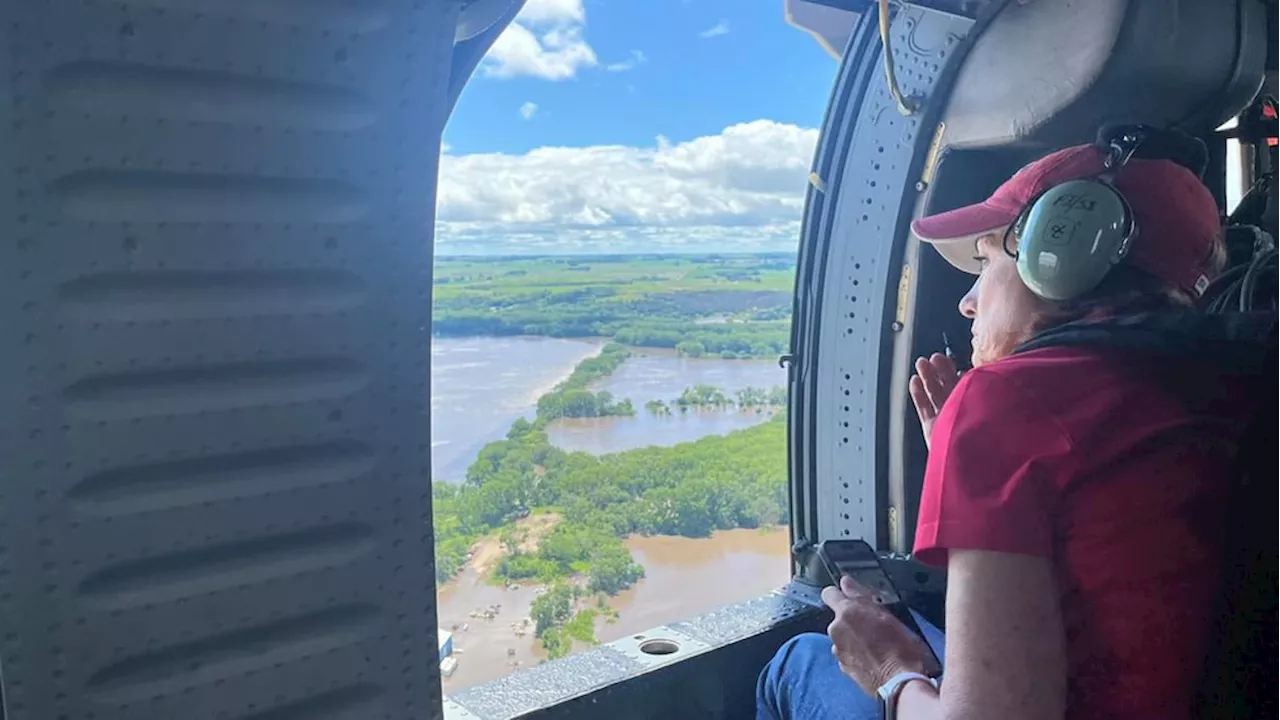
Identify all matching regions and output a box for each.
[0,1,470,718]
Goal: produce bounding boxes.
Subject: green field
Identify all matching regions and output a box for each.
[432,253,797,358]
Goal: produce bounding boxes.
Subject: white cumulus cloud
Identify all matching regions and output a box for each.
[515,0,584,24]
[435,120,819,255]
[519,102,538,120]
[700,20,730,38]
[481,0,597,81]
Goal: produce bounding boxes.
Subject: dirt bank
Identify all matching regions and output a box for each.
[467,511,562,577]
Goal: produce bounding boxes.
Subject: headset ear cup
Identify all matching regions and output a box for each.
[1016,179,1133,301]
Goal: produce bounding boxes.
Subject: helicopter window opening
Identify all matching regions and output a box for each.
[433,0,843,701]
[1220,115,1247,213]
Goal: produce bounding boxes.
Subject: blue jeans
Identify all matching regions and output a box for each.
[755,610,946,720]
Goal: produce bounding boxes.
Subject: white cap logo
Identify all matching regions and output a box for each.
[1193,274,1210,297]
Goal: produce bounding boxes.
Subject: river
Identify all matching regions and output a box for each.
[431,336,792,692]
[431,336,603,482]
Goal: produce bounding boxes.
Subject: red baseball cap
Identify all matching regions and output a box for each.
[911,144,1221,297]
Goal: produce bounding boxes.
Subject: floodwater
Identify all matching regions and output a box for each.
[430,336,603,482]
[545,350,786,455]
[431,339,786,472]
[432,339,793,693]
[438,527,791,692]
[599,527,793,642]
[436,565,550,688]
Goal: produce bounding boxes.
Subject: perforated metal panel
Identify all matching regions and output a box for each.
[0,2,464,718]
[803,6,973,544]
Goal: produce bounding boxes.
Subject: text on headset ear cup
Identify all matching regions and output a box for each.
[1015,178,1134,301]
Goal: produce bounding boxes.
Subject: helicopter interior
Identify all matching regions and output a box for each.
[0,1,1274,719]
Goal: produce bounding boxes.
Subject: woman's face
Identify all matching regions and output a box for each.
[958,232,1045,367]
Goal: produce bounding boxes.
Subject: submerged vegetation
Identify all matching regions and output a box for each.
[433,254,796,359]
[736,385,789,408]
[642,384,788,414]
[530,584,611,659]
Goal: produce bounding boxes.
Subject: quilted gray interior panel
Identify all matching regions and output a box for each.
[942,0,1267,149]
[0,1,463,718]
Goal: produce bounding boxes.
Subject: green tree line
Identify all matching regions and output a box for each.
[536,344,637,420]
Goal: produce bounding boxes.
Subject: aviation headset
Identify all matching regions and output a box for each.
[1001,126,1207,302]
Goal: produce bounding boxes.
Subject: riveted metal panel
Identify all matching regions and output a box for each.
[799,6,973,544]
[0,1,463,718]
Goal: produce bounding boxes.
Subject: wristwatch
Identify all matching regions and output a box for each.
[877,671,940,720]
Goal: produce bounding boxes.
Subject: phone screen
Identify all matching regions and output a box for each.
[816,539,940,669]
[817,539,903,605]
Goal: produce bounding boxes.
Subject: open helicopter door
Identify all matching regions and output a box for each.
[784,0,1269,620]
[0,2,521,719]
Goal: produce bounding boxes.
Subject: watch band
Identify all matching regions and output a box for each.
[877,671,939,720]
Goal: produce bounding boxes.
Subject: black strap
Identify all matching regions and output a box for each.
[1094,124,1209,179]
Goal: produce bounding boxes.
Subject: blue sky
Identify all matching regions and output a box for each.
[436,0,839,256]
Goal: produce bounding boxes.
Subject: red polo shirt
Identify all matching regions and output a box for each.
[913,344,1252,719]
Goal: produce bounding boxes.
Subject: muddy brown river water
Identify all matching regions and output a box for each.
[437,527,791,692]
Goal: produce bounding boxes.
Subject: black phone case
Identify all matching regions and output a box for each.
[816,541,940,667]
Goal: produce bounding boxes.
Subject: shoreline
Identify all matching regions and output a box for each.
[522,339,609,406]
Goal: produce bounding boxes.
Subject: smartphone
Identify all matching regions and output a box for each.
[816,539,940,669]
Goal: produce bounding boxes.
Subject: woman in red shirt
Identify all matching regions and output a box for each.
[756,140,1273,719]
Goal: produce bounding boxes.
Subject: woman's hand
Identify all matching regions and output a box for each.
[908,353,959,449]
[821,575,942,696]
